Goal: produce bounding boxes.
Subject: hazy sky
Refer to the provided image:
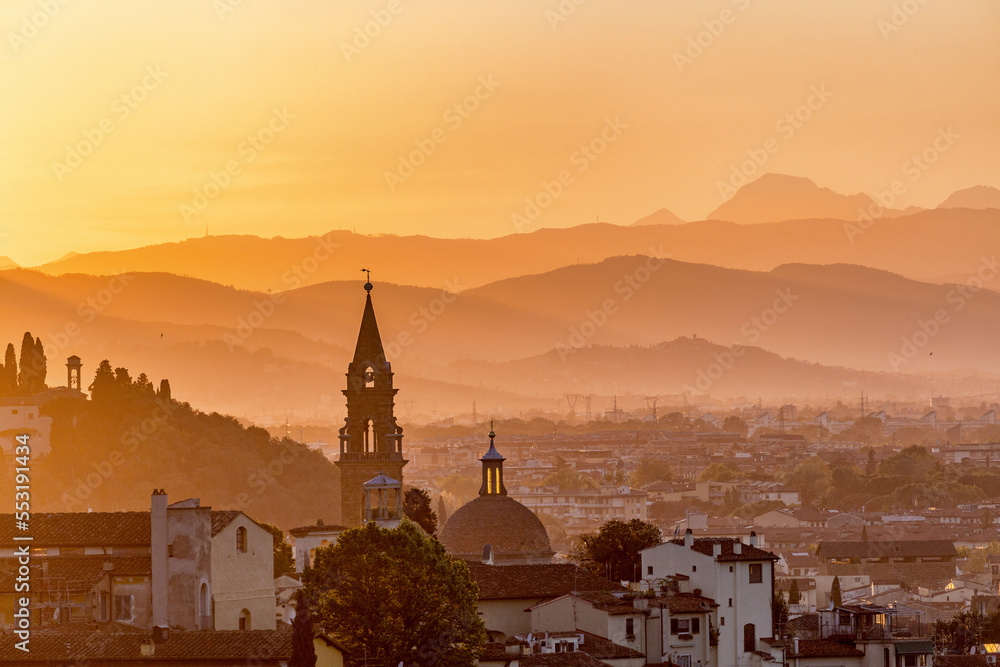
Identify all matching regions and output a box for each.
[1,0,998,265]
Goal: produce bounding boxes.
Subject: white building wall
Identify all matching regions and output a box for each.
[211,516,275,630]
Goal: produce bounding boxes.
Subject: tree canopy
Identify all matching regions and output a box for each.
[403,488,438,535]
[575,518,662,582]
[304,520,485,667]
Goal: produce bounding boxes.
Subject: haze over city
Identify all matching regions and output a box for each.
[3,3,1000,666]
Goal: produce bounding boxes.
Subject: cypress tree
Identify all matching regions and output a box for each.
[290,590,317,667]
[437,495,449,527]
[2,343,16,395]
[158,378,171,402]
[831,575,842,607]
[789,579,800,605]
[33,337,46,390]
[18,331,34,393]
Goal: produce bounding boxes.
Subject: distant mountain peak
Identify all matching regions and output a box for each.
[0,256,20,270]
[938,185,1000,210]
[631,208,686,226]
[706,172,916,223]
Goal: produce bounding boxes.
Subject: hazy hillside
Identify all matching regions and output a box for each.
[706,173,919,223]
[30,208,1000,290]
[632,208,686,226]
[465,256,1000,375]
[6,256,1000,417]
[452,337,950,400]
[938,185,1000,210]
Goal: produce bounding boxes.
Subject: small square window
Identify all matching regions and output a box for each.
[720,617,725,626]
[749,563,763,583]
[647,566,653,575]
[729,566,734,572]
[728,598,733,607]
[692,565,697,572]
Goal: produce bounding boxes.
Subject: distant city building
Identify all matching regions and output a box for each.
[817,540,958,587]
[0,491,274,632]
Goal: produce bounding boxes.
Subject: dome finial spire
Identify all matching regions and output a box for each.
[361,267,372,293]
[489,419,495,441]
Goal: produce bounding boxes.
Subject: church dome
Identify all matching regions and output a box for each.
[438,424,553,565]
[439,495,553,565]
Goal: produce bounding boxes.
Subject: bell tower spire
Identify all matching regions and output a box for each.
[335,276,406,527]
[478,420,507,497]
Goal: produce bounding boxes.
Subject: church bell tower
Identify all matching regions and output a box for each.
[335,277,406,527]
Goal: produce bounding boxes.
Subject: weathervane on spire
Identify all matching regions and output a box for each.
[361,268,372,293]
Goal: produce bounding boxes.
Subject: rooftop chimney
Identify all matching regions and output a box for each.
[684,528,693,547]
[733,540,742,555]
[151,489,169,633]
[712,542,721,557]
[793,637,799,654]
[749,531,758,547]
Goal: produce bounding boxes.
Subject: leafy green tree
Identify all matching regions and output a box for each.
[699,463,739,482]
[260,522,295,578]
[773,590,789,638]
[438,474,479,505]
[290,589,317,667]
[575,519,662,582]
[304,521,485,667]
[786,458,832,506]
[878,445,939,480]
[630,458,673,489]
[403,488,438,535]
[542,467,598,491]
[88,359,116,401]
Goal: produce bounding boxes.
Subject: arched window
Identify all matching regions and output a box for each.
[239,608,251,631]
[236,526,247,554]
[363,366,375,388]
[743,623,755,653]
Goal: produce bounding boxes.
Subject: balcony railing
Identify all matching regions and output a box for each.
[338,452,403,462]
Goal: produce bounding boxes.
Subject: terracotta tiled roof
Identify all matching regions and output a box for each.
[779,639,864,658]
[668,537,779,562]
[467,563,624,600]
[817,540,957,559]
[579,631,645,659]
[571,591,642,616]
[785,614,819,637]
[935,655,989,667]
[658,593,718,613]
[0,555,150,593]
[518,652,617,667]
[0,627,295,662]
[0,513,150,547]
[0,509,258,545]
[210,510,243,536]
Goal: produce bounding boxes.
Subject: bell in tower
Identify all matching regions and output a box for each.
[334,276,407,527]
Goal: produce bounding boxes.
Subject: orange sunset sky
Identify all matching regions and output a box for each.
[1,0,998,266]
